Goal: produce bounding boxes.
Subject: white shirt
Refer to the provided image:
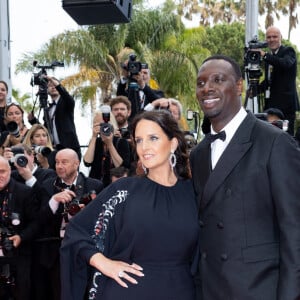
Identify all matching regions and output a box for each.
[49,173,78,214]
[210,107,247,169]
[49,98,60,145]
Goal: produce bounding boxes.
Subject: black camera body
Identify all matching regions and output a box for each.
[10,147,28,168]
[119,127,131,139]
[65,190,97,216]
[0,213,20,257]
[244,36,268,80]
[30,60,64,107]
[0,228,14,257]
[125,54,142,77]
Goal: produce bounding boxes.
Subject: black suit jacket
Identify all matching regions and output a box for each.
[52,85,81,157]
[34,173,103,268]
[263,45,299,114]
[29,84,82,158]
[0,178,39,258]
[190,112,300,300]
[11,167,56,185]
[117,81,164,119]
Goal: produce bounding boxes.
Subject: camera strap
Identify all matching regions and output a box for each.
[0,188,9,225]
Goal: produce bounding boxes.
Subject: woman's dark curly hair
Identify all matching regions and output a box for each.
[131,110,191,179]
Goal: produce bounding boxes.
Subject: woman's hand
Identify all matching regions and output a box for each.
[89,253,144,288]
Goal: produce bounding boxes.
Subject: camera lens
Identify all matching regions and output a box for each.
[6,121,20,138]
[247,51,260,64]
[15,154,28,167]
[11,213,21,226]
[100,123,113,136]
[35,146,52,157]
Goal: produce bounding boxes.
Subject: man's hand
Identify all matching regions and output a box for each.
[14,162,33,181]
[132,72,146,89]
[3,147,14,161]
[9,234,21,248]
[53,189,76,204]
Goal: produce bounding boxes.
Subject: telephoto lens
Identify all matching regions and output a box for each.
[34,146,52,157]
[6,121,20,138]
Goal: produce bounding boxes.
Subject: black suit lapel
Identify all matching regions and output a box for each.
[191,136,211,208]
[201,113,255,209]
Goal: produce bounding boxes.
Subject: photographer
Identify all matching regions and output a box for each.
[263,107,290,131]
[0,103,30,154]
[28,76,81,160]
[253,26,299,135]
[83,106,131,187]
[0,156,39,300]
[3,144,56,186]
[110,96,132,134]
[117,56,164,120]
[23,124,56,169]
[30,148,103,300]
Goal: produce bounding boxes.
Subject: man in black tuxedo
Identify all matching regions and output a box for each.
[256,26,299,135]
[28,76,82,159]
[190,55,300,299]
[31,148,103,300]
[0,156,39,300]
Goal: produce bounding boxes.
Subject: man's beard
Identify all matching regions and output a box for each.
[116,115,127,127]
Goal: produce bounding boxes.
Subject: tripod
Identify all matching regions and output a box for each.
[244,69,264,114]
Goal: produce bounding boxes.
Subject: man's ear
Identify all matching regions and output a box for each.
[236,78,243,96]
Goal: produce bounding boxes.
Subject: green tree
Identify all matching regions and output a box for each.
[11,89,31,112]
[15,6,183,115]
[175,0,299,37]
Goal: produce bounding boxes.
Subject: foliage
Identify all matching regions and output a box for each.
[13,1,300,131]
[202,22,246,70]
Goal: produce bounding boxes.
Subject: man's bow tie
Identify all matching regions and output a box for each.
[49,102,56,108]
[207,131,226,143]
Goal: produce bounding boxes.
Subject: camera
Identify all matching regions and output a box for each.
[0,213,20,257]
[99,105,114,136]
[246,37,268,64]
[119,127,131,139]
[123,54,142,77]
[10,147,28,168]
[65,190,97,216]
[30,60,64,108]
[34,146,52,157]
[0,229,14,257]
[6,121,20,138]
[244,36,268,79]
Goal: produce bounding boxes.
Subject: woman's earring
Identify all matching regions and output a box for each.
[169,151,177,170]
[142,163,147,174]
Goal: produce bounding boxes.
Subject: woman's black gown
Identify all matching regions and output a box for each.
[61,176,199,300]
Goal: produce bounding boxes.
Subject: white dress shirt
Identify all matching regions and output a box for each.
[210,107,247,169]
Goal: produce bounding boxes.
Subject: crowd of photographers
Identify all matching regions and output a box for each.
[0,56,198,300]
[0,37,299,299]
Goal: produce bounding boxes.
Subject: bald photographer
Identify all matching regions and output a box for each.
[254,26,299,135]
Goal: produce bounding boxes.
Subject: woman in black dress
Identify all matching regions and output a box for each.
[61,110,199,300]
